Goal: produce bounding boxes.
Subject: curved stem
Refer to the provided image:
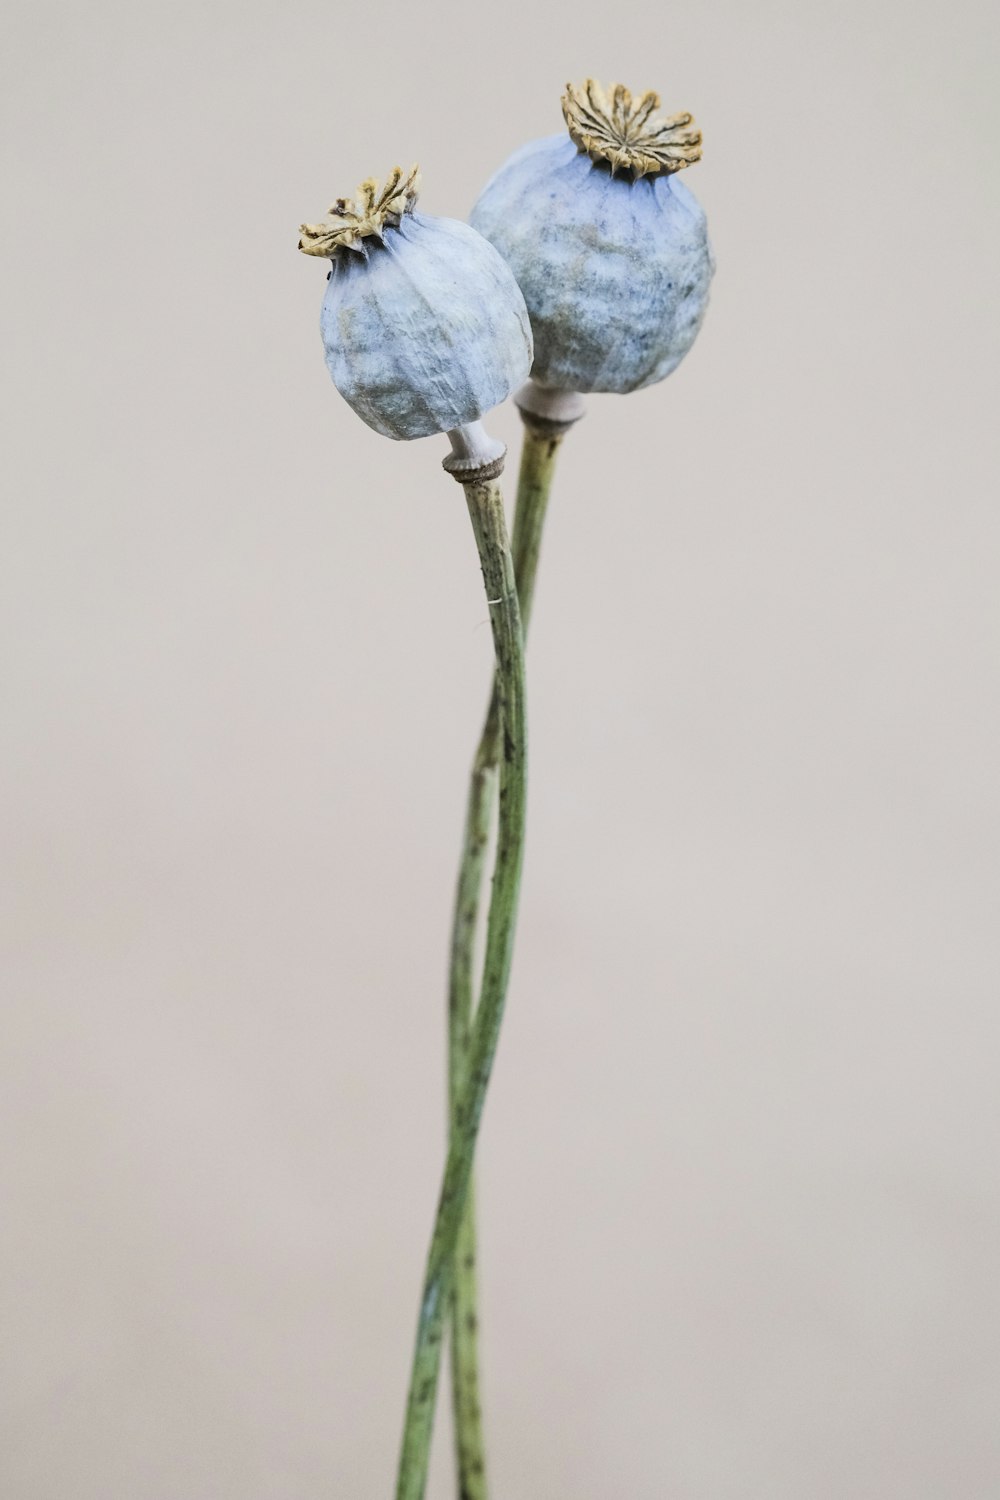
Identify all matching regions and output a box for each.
[395,477,527,1500]
[447,423,568,1499]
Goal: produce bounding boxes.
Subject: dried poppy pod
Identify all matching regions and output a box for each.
[300,166,532,458]
[470,81,714,396]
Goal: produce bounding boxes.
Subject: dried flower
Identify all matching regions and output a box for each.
[300,168,532,442]
[470,81,714,396]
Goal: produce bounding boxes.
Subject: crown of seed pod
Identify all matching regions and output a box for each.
[299,166,533,445]
[470,81,714,396]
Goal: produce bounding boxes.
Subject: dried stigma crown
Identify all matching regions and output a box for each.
[561,80,702,178]
[299,165,421,256]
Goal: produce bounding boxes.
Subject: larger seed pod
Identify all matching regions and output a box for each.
[470,81,714,396]
[300,167,533,442]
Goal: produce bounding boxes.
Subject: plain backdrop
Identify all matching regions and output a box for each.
[2,1,999,1496]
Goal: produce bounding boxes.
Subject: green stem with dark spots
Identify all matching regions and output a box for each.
[395,475,527,1500]
[447,424,567,1499]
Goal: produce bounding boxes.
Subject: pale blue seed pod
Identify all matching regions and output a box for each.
[470,81,714,396]
[300,167,532,442]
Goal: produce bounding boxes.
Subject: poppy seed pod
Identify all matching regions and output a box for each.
[299,167,533,447]
[470,81,714,396]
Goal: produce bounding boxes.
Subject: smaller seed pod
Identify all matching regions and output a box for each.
[299,166,533,452]
[470,81,715,396]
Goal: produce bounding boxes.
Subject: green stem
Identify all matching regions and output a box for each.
[511,424,564,638]
[395,476,527,1500]
[447,424,567,1499]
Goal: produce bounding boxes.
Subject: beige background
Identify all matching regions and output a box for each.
[2,0,999,1495]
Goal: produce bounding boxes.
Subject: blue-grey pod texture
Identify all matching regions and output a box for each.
[322,216,532,441]
[470,86,714,396]
[301,170,532,441]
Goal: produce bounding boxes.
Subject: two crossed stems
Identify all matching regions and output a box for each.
[394,424,568,1500]
[448,426,565,1499]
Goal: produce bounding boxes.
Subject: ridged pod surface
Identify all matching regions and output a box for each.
[321,216,532,440]
[470,127,714,395]
[301,170,532,441]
